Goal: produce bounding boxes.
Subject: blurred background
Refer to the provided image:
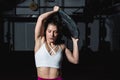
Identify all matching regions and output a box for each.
[0,0,120,80]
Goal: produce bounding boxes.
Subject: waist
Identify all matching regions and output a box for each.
[37,67,62,79]
[38,76,62,80]
[36,64,61,68]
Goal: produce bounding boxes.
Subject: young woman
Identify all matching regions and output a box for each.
[34,6,79,80]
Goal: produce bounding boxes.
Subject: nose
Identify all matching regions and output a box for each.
[51,32,54,37]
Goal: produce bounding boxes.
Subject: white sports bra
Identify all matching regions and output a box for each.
[35,43,63,68]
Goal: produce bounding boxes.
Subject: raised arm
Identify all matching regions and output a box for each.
[35,6,60,40]
[64,37,79,64]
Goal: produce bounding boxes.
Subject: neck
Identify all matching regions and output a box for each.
[46,41,55,46]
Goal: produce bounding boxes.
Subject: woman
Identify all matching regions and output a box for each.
[34,6,79,80]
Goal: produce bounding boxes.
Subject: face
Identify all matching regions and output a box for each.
[46,24,58,43]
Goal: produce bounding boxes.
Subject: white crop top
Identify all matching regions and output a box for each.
[35,43,63,68]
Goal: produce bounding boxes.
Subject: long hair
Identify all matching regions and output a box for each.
[44,12,64,44]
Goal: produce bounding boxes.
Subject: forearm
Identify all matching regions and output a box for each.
[72,42,79,63]
[38,10,57,21]
[36,10,57,31]
[35,9,58,39]
[35,6,59,39]
[38,5,59,21]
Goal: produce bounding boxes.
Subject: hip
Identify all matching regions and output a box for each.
[37,76,63,80]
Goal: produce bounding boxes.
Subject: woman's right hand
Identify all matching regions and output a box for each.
[53,6,60,12]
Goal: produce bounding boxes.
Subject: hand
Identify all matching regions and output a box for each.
[53,6,60,12]
[71,37,79,42]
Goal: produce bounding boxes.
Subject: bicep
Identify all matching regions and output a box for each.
[65,48,72,57]
[35,17,44,40]
[64,45,74,61]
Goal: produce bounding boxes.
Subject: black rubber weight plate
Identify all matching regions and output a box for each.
[59,10,79,39]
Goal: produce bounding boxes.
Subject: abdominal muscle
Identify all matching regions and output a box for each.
[37,67,61,79]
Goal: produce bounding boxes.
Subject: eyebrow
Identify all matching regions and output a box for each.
[47,29,58,31]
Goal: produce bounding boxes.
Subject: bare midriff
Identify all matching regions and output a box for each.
[37,67,61,79]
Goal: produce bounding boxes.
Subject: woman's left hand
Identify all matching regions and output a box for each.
[71,37,79,42]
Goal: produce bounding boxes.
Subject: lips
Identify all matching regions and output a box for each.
[50,38,54,40]
[49,37,57,41]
